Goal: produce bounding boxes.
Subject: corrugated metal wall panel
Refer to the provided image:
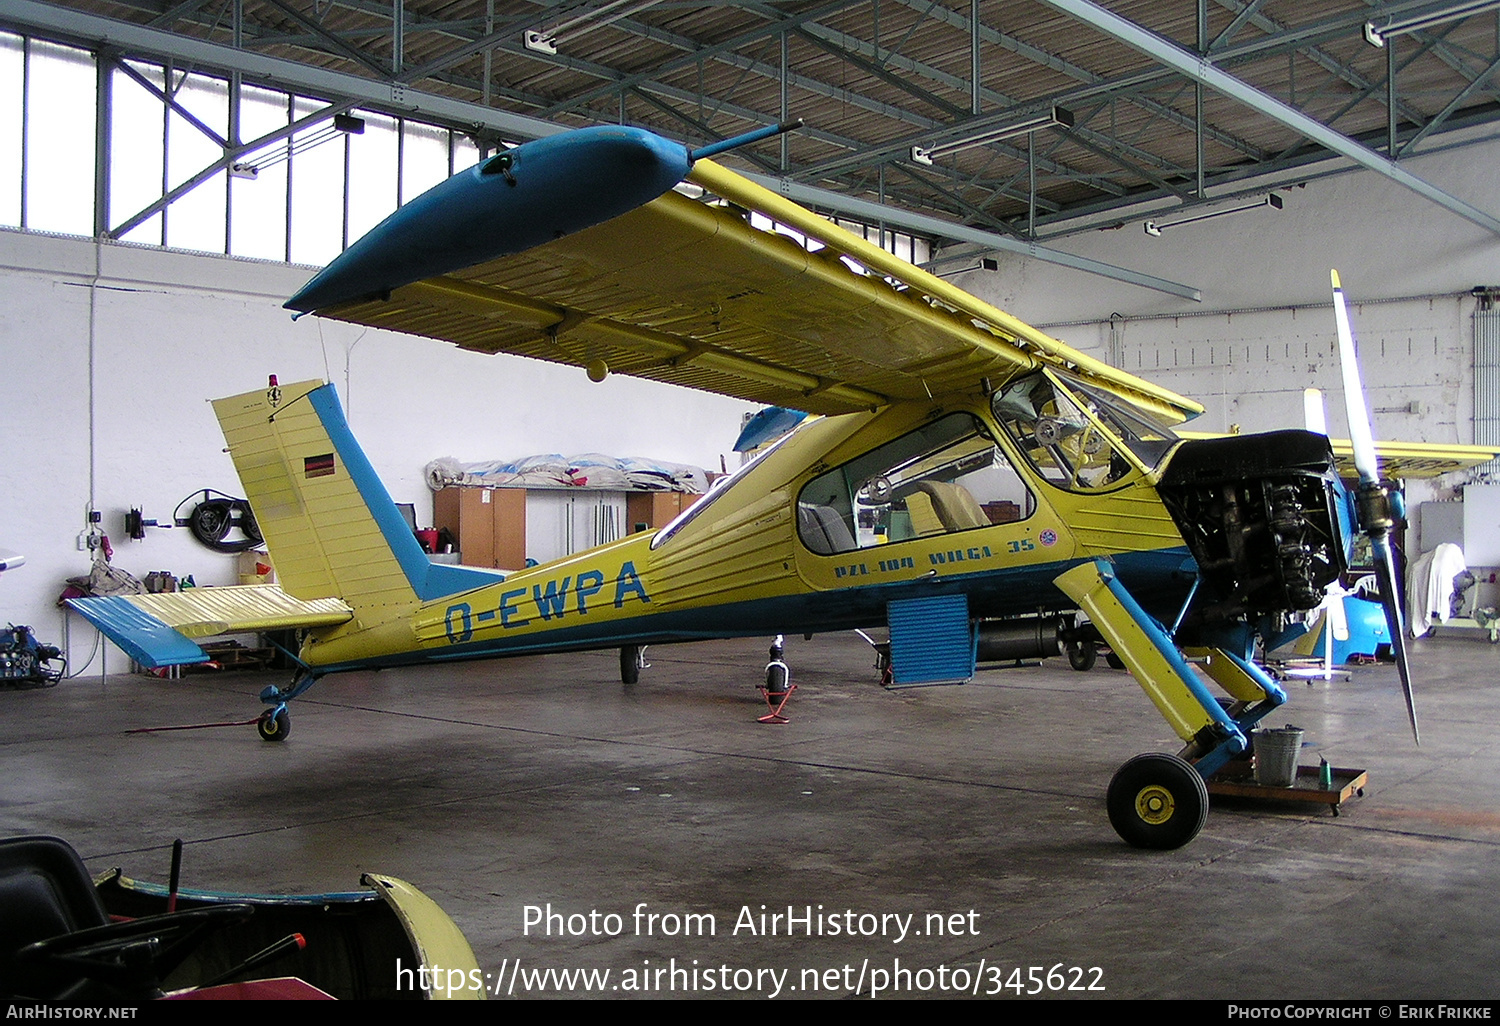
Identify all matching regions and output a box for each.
[1475,308,1500,475]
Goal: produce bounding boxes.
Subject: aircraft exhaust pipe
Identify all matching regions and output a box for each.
[976,617,1065,663]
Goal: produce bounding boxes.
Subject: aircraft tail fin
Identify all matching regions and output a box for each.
[211,379,503,610]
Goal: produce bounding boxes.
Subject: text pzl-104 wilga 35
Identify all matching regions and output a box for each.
[69,124,1496,849]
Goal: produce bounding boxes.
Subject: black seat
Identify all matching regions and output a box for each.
[0,835,111,999]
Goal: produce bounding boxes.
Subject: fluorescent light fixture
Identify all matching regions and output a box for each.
[911,107,1074,165]
[1364,0,1500,46]
[1144,193,1283,237]
[233,114,365,177]
[525,0,667,54]
[934,257,1001,278]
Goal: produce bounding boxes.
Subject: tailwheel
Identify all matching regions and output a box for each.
[257,707,291,742]
[1106,752,1208,850]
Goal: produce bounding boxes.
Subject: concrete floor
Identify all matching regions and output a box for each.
[3,629,1499,1000]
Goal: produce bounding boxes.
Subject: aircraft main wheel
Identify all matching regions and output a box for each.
[1106,752,1208,850]
[257,708,290,742]
[620,645,640,685]
[1104,651,1126,670]
[1065,639,1096,671]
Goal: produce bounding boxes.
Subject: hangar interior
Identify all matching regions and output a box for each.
[3,0,1500,1001]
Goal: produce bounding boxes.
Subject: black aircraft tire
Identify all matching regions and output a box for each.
[620,645,640,685]
[257,708,290,742]
[1106,753,1208,850]
[1105,651,1127,670]
[1065,639,1097,672]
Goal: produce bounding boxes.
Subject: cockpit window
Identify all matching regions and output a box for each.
[796,413,1035,555]
[991,371,1177,491]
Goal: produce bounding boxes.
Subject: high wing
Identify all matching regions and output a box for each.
[293,131,1200,424]
[1179,431,1497,479]
[66,586,352,668]
[1328,438,1499,479]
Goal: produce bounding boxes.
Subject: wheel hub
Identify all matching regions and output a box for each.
[1134,784,1175,824]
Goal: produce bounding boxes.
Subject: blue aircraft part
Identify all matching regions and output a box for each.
[886,593,975,686]
[63,596,209,669]
[1092,561,1249,776]
[1332,477,1359,564]
[734,406,809,452]
[286,126,692,313]
[1316,591,1390,662]
[259,672,319,707]
[307,385,507,603]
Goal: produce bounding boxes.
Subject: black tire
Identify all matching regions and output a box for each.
[620,645,640,685]
[257,708,290,742]
[1104,651,1126,670]
[1065,639,1097,671]
[1106,752,1208,850]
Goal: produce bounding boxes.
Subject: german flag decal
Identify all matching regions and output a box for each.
[304,453,336,478]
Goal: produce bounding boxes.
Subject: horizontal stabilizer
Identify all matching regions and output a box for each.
[67,586,353,669]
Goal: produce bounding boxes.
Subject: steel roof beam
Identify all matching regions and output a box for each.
[1035,0,1500,236]
[740,170,1201,301]
[884,0,1266,162]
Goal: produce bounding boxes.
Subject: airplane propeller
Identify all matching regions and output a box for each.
[1330,270,1419,744]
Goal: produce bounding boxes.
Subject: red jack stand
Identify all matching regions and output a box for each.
[758,635,794,723]
[757,683,797,723]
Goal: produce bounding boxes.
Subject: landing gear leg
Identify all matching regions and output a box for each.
[255,670,318,742]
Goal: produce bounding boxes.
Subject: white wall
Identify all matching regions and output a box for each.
[0,229,757,673]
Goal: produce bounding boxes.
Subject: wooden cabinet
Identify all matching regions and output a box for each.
[437,487,698,567]
[434,487,527,570]
[627,491,690,533]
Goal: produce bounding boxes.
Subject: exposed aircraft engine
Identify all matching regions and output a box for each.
[1157,430,1347,625]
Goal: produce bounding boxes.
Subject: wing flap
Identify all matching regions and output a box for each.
[67,586,353,669]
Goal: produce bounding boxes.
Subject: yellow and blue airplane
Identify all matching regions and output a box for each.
[67,125,1496,849]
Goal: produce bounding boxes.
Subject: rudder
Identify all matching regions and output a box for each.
[212,379,501,610]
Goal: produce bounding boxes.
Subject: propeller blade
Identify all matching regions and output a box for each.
[1373,535,1420,744]
[1330,270,1380,485]
[1330,269,1419,744]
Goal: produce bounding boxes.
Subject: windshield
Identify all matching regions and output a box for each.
[990,371,1178,491]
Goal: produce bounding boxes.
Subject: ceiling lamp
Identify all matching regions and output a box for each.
[525,0,667,55]
[911,107,1074,166]
[1144,194,1283,237]
[231,114,364,179]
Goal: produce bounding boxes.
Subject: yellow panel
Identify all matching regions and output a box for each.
[125,586,351,638]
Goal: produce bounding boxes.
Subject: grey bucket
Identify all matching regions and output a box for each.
[1254,726,1305,787]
